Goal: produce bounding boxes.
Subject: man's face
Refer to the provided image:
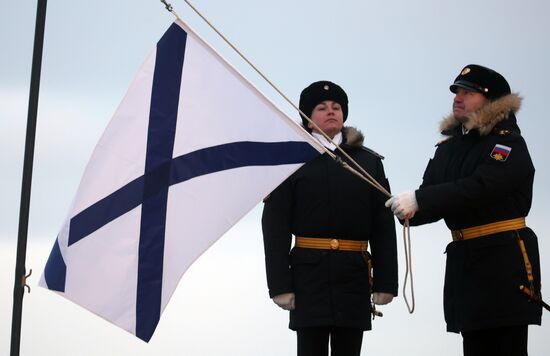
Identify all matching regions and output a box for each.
[452,88,488,122]
[308,100,344,138]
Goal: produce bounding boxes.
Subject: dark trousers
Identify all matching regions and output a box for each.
[462,325,528,356]
[296,326,364,356]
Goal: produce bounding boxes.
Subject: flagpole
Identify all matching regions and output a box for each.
[10,1,48,355]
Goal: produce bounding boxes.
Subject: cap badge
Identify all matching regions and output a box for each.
[490,144,512,162]
[323,84,330,90]
[461,67,471,75]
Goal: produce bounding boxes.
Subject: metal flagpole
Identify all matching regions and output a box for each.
[10,0,48,355]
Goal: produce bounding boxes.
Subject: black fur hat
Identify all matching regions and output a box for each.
[450,64,511,100]
[299,80,348,129]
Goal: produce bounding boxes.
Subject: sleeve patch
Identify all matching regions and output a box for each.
[490,144,512,161]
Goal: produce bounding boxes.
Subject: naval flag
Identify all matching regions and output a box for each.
[39,19,323,342]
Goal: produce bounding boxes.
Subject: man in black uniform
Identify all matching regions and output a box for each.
[386,64,543,356]
[262,81,398,356]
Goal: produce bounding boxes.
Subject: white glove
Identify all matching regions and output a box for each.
[272,292,295,310]
[372,292,394,305]
[385,190,418,220]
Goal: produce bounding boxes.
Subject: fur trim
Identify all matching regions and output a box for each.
[342,126,364,147]
[439,93,522,136]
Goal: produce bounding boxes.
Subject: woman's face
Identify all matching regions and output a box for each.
[308,100,344,138]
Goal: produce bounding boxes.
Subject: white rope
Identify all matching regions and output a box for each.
[159,1,413,311]
[159,0,390,198]
[402,220,415,313]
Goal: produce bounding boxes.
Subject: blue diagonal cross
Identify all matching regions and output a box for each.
[43,23,318,342]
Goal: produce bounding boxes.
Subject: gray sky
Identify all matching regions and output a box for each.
[1,0,549,355]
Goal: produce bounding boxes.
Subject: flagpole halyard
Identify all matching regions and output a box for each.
[161,0,414,314]
[402,220,415,313]
[178,0,414,312]
[160,0,390,198]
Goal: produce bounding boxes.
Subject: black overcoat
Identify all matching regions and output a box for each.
[262,127,398,330]
[411,94,542,333]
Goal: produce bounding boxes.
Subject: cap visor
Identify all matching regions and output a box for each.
[450,80,483,93]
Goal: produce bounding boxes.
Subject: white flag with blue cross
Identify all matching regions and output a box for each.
[39,19,323,342]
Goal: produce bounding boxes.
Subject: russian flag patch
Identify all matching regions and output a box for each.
[490,144,512,161]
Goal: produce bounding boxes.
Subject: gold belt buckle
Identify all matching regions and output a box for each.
[451,230,464,241]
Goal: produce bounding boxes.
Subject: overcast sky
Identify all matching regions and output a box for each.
[1,0,549,355]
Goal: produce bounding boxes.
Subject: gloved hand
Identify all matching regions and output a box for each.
[272,292,295,310]
[372,292,394,305]
[385,190,418,220]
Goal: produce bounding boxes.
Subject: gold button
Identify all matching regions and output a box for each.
[330,239,339,250]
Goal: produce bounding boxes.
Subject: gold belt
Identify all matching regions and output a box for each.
[295,236,368,251]
[451,217,526,241]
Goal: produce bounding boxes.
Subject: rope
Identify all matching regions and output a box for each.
[159,0,389,198]
[402,220,415,313]
[159,1,412,310]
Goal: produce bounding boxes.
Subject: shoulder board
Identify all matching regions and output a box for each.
[360,146,384,160]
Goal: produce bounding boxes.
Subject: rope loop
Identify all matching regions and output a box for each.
[402,220,415,313]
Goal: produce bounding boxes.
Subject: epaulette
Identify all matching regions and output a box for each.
[360,146,384,160]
